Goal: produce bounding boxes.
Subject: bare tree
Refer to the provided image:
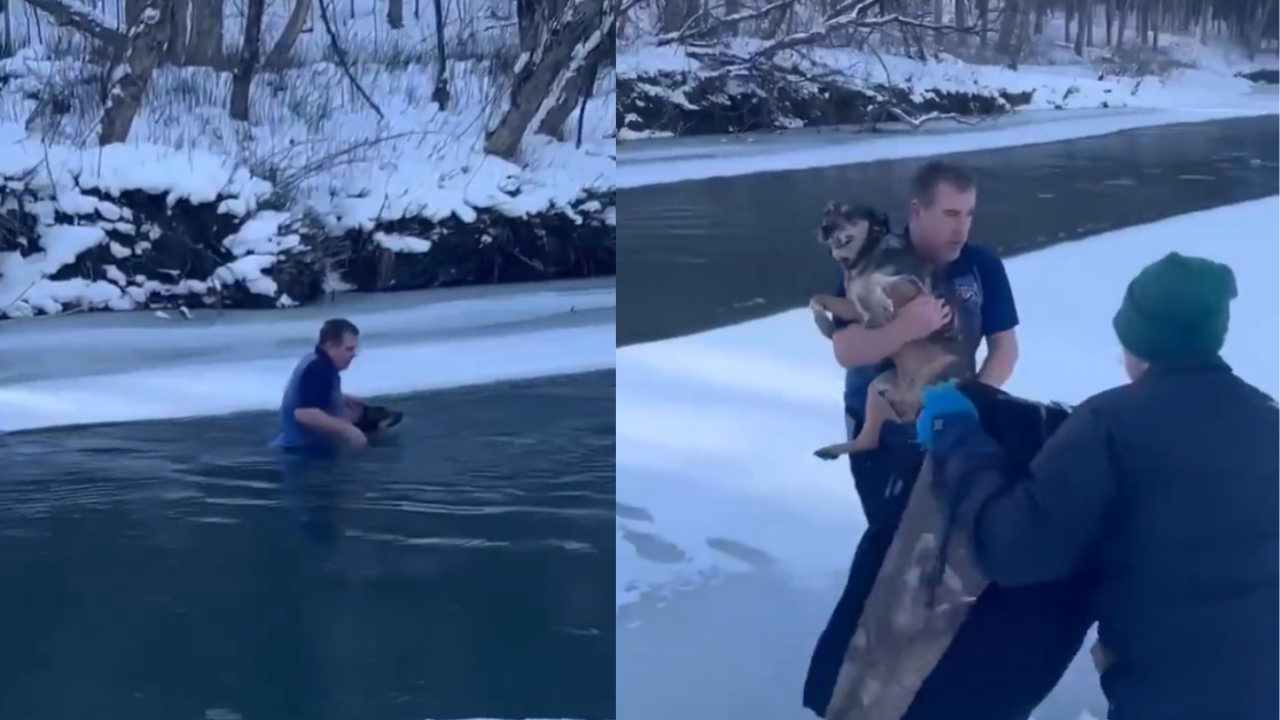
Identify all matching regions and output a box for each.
[100,0,173,145]
[229,0,265,121]
[430,0,450,107]
[187,0,224,65]
[168,0,190,62]
[485,0,614,159]
[264,0,314,68]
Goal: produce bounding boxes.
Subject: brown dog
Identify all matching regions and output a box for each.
[810,202,967,459]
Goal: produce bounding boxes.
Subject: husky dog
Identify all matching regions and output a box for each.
[810,202,967,459]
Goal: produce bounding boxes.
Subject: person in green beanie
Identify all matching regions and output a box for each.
[916,251,1278,720]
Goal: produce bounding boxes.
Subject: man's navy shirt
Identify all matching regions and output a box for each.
[271,347,345,458]
[834,241,1019,432]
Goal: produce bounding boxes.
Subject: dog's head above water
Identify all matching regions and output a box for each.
[818,202,894,265]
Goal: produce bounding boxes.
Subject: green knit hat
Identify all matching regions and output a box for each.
[1112,252,1238,364]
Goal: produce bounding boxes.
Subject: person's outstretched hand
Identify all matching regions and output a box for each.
[915,380,979,452]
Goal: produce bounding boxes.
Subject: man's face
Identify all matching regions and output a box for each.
[909,182,976,264]
[324,333,360,371]
[1122,349,1148,383]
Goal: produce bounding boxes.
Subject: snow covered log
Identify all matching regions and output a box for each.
[617,63,1032,138]
[0,149,615,319]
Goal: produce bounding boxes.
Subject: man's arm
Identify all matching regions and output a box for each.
[294,363,360,440]
[976,251,1020,387]
[929,404,1118,586]
[979,330,1019,387]
[832,322,913,369]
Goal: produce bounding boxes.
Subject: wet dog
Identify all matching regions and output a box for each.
[352,402,404,435]
[810,202,967,459]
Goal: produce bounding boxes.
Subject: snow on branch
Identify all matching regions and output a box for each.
[21,0,129,50]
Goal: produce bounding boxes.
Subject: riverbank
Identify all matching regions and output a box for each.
[0,26,616,319]
[617,32,1274,141]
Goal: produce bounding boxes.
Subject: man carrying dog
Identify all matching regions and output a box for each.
[805,161,1094,720]
[918,253,1278,720]
[272,317,370,457]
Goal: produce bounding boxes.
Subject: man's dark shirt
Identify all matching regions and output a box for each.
[270,347,345,458]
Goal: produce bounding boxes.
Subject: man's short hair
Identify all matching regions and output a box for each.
[911,160,976,207]
[318,318,359,345]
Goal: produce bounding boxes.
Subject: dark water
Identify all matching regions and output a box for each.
[618,116,1280,346]
[0,371,615,720]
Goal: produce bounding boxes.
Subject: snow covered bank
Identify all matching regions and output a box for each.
[617,32,1274,140]
[0,0,616,319]
[616,198,1279,719]
[0,118,614,318]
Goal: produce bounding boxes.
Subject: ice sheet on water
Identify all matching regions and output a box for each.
[615,198,1279,718]
[0,281,617,432]
[616,105,1278,189]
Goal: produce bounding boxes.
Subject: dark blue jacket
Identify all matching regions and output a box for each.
[930,360,1280,720]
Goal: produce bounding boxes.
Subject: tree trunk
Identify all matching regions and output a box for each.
[1065,1,1074,42]
[430,0,449,108]
[485,0,612,159]
[100,0,172,145]
[1151,0,1161,47]
[387,0,404,28]
[167,0,189,62]
[187,0,224,66]
[518,0,538,51]
[535,16,611,139]
[264,0,313,68]
[1074,0,1086,53]
[659,0,697,34]
[1085,0,1094,44]
[1105,0,1114,45]
[994,0,1020,53]
[1116,0,1129,45]
[977,0,989,45]
[955,0,968,31]
[229,0,265,122]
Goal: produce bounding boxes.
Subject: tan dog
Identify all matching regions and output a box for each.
[810,202,967,459]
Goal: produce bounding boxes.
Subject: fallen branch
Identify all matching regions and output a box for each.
[20,0,127,50]
[316,0,384,120]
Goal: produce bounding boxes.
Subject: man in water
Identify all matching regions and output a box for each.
[272,317,369,456]
[272,318,368,546]
[919,253,1278,720]
[805,161,1093,720]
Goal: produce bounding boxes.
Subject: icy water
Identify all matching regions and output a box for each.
[617,115,1280,345]
[0,371,615,720]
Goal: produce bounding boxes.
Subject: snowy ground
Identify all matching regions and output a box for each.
[1,0,616,186]
[615,198,1280,720]
[0,279,616,432]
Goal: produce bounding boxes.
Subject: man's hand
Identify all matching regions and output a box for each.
[1090,640,1116,674]
[894,295,952,342]
[811,303,836,339]
[339,423,368,450]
